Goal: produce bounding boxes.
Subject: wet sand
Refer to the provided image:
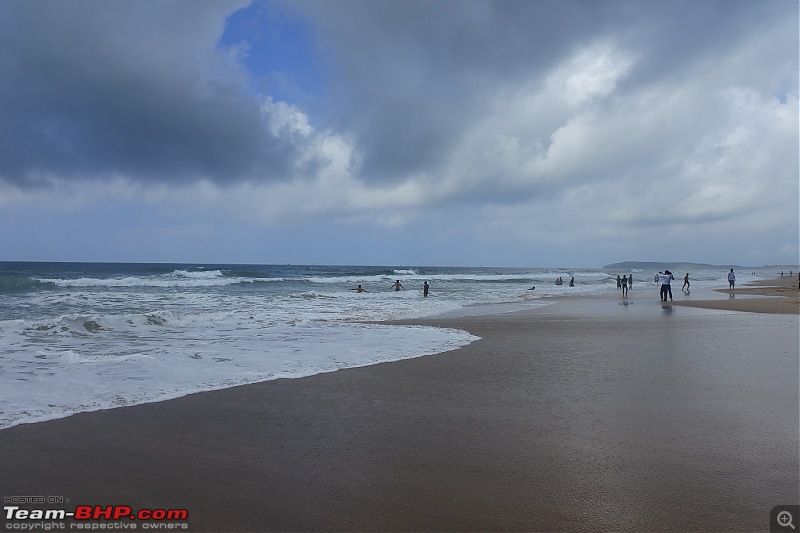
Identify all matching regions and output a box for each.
[670,276,800,314]
[1,295,797,532]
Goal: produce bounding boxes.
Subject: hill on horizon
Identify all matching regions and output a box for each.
[602,261,796,271]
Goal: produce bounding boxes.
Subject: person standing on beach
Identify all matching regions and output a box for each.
[390,280,405,291]
[657,271,673,301]
[616,275,622,289]
[628,275,632,288]
[621,275,628,297]
[682,273,690,292]
[666,270,674,300]
[727,269,736,290]
[423,281,429,297]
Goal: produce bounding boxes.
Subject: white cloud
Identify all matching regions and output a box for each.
[556,42,635,108]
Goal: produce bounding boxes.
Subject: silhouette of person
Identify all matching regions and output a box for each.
[423,281,429,297]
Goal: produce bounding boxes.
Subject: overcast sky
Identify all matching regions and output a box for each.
[0,0,797,267]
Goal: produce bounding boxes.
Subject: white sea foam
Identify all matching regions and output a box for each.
[171,269,225,278]
[0,320,478,429]
[35,269,281,288]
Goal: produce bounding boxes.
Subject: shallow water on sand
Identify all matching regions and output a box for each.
[434,307,799,531]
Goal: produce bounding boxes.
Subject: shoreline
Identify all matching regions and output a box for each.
[539,275,799,315]
[1,294,797,531]
[477,276,799,317]
[671,275,799,314]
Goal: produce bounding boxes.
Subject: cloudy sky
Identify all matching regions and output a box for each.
[0,0,797,267]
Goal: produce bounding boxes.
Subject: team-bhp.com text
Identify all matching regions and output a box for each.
[4,506,188,530]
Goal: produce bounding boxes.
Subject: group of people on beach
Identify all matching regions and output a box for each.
[653,268,736,302]
[616,274,633,297]
[349,266,782,302]
[351,280,430,297]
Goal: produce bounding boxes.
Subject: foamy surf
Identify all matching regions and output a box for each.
[0,262,766,429]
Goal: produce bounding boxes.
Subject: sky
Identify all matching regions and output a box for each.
[0,0,797,267]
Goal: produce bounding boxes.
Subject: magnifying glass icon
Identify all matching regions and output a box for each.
[778,510,795,529]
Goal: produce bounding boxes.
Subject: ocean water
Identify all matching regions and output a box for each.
[0,262,766,429]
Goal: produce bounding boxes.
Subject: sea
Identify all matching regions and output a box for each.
[0,262,770,430]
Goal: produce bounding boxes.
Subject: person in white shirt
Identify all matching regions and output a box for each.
[658,271,674,301]
[727,269,735,290]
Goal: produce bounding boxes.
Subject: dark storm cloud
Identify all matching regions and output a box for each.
[0,0,794,198]
[292,0,793,184]
[294,0,614,181]
[0,0,310,187]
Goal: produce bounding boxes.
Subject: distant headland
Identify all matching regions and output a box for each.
[603,261,797,271]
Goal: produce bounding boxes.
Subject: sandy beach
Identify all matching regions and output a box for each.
[1,285,798,532]
[671,274,800,315]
